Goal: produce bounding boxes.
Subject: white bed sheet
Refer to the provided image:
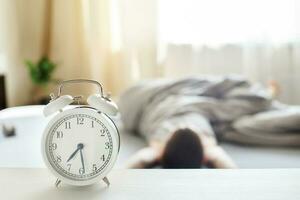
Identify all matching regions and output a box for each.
[0,106,300,168]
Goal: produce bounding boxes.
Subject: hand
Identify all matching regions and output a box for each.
[79,148,85,173]
[67,143,84,162]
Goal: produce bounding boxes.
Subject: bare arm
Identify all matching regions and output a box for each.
[204,145,237,169]
[125,147,160,168]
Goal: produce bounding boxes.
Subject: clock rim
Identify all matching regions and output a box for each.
[41,107,119,186]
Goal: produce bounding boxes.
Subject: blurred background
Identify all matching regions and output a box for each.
[0,0,300,169]
[0,0,300,107]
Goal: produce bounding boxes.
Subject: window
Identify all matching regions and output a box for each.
[159,0,298,46]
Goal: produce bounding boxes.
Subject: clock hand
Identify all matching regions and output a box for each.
[67,148,79,162]
[79,148,85,173]
[67,143,83,162]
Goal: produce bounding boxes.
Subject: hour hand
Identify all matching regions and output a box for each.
[67,148,80,162]
[67,143,84,162]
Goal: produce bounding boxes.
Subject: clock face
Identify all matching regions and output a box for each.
[43,108,119,185]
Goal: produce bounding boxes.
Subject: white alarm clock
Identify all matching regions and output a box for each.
[42,79,120,187]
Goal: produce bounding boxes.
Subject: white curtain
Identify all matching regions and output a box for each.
[158,0,300,104]
[1,0,300,106]
[44,0,158,98]
[161,44,300,104]
[0,0,158,106]
[0,0,47,106]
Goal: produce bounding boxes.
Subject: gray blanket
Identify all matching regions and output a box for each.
[118,75,300,146]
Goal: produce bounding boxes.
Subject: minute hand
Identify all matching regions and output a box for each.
[79,149,85,173]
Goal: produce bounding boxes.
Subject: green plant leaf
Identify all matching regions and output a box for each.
[25,57,57,86]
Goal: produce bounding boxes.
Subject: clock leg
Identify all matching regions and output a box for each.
[103,176,110,186]
[55,178,62,188]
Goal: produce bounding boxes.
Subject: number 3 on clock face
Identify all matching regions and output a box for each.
[42,108,119,186]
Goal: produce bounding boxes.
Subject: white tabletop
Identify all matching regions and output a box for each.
[0,168,299,200]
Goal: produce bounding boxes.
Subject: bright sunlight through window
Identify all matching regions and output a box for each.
[159,0,298,46]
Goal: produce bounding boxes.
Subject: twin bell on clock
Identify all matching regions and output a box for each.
[42,79,120,187]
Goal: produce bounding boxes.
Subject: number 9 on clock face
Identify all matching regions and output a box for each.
[42,108,120,186]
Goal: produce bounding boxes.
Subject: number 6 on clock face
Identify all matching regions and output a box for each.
[42,108,120,186]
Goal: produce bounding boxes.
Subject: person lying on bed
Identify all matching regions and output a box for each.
[118,75,283,169]
[125,127,236,168]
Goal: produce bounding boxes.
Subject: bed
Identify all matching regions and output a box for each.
[0,106,300,168]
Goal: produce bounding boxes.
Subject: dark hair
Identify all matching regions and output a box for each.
[161,128,203,168]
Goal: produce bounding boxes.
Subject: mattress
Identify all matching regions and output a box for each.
[0,106,300,168]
